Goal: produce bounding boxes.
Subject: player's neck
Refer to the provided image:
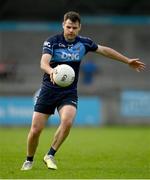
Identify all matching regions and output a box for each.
[64,35,76,43]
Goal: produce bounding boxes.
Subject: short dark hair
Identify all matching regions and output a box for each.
[64,11,81,24]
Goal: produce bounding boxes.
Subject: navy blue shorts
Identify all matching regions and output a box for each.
[34,86,78,115]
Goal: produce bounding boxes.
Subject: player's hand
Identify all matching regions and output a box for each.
[128,58,146,72]
[49,68,55,84]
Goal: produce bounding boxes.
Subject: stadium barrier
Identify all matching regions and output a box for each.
[0,96,102,126]
[121,91,150,117]
[0,91,150,126]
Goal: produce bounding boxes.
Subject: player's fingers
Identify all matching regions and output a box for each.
[137,62,146,66]
[136,66,145,72]
[131,61,146,69]
[139,66,145,71]
[136,68,140,72]
[50,73,54,82]
[140,65,146,69]
[130,59,145,65]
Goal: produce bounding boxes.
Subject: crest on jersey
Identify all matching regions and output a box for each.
[59,43,66,48]
[44,41,51,48]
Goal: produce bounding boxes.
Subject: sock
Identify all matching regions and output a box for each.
[27,156,33,162]
[48,147,56,156]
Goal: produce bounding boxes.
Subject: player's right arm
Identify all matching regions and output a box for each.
[40,53,54,83]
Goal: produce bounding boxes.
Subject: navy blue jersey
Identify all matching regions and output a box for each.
[42,33,98,91]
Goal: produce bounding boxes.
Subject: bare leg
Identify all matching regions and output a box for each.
[27,112,49,157]
[43,105,76,170]
[51,105,76,151]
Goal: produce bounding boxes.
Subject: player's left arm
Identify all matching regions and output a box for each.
[96,45,146,72]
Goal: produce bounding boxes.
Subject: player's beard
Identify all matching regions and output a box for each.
[66,34,76,42]
[64,31,77,42]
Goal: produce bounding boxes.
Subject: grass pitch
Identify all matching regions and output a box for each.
[0,126,150,179]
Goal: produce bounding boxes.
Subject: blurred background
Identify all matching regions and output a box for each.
[0,0,150,126]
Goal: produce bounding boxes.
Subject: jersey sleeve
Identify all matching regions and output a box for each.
[42,37,53,55]
[82,37,98,53]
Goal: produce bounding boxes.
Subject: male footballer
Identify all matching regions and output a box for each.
[21,11,145,170]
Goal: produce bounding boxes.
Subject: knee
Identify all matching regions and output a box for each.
[30,125,43,137]
[61,120,73,131]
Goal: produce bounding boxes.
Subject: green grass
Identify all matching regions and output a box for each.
[0,126,150,179]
